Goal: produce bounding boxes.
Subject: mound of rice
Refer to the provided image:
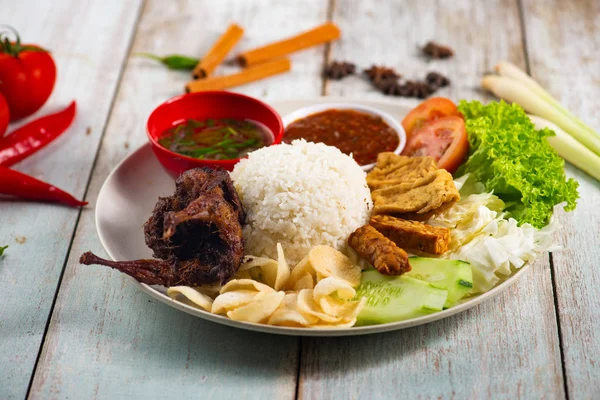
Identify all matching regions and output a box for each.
[230,139,372,264]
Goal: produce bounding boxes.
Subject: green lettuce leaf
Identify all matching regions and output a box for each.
[0,245,7,256]
[457,100,579,228]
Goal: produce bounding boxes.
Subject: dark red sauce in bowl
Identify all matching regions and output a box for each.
[283,109,400,166]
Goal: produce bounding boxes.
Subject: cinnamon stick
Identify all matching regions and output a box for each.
[186,58,291,92]
[238,22,340,67]
[193,23,244,79]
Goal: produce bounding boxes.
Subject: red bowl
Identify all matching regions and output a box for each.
[147,91,284,177]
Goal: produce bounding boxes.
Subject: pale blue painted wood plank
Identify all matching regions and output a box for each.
[28,0,331,398]
[522,0,600,397]
[0,1,142,399]
[299,0,565,398]
[31,264,299,400]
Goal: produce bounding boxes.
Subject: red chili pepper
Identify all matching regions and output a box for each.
[0,101,76,167]
[0,165,87,207]
[0,92,9,137]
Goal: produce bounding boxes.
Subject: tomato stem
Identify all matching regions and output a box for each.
[0,25,48,57]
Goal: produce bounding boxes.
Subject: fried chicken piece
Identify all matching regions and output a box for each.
[367,153,460,219]
[175,167,245,224]
[145,168,244,259]
[369,215,450,255]
[348,225,411,276]
[80,167,244,286]
[80,252,178,286]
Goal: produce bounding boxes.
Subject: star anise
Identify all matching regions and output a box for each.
[364,65,401,82]
[324,61,356,80]
[402,81,435,98]
[373,78,405,96]
[422,41,454,59]
[374,79,435,98]
[425,72,450,89]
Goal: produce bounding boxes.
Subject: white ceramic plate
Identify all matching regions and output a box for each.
[96,97,530,337]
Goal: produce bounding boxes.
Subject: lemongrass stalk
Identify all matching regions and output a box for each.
[529,114,600,181]
[496,62,598,139]
[482,75,600,155]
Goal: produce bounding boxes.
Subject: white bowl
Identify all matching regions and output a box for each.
[282,103,406,171]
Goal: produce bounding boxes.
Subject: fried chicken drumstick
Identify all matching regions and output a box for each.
[80,168,245,286]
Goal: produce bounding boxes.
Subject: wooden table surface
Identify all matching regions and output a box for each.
[1,0,598,399]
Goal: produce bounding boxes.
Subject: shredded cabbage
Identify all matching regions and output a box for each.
[429,175,560,293]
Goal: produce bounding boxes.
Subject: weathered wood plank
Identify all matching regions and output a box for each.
[28,0,330,398]
[0,1,142,399]
[299,1,565,398]
[521,0,600,397]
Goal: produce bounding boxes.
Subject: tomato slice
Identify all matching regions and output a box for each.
[401,97,460,136]
[401,116,468,173]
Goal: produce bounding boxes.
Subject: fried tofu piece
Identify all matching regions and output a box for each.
[367,154,460,219]
[370,215,450,255]
[366,152,438,190]
[371,170,459,217]
[348,225,411,276]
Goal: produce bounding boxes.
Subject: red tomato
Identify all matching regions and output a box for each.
[401,116,468,173]
[401,97,460,136]
[0,30,56,121]
[0,92,9,136]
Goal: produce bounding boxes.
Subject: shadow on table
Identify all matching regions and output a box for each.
[114,281,487,379]
[141,289,486,380]
[33,260,514,398]
[299,306,482,372]
[126,294,300,379]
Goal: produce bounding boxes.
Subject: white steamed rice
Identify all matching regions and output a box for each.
[230,139,372,264]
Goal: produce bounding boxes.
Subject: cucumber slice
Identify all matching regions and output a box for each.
[356,271,448,326]
[404,257,473,308]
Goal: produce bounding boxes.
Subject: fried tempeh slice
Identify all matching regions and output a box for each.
[348,225,411,276]
[370,215,450,255]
